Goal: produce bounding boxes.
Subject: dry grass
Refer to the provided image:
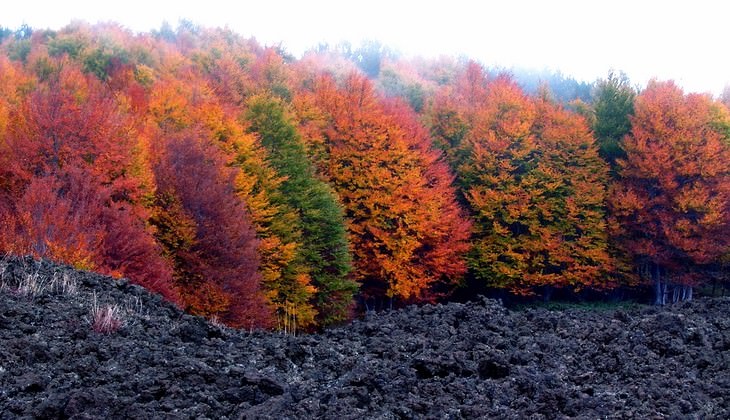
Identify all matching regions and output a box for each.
[1,257,130,335]
[209,315,225,329]
[0,256,79,298]
[15,270,44,297]
[0,257,8,293]
[90,293,125,334]
[49,271,78,296]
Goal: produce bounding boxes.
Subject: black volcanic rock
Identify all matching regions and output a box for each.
[1,256,728,418]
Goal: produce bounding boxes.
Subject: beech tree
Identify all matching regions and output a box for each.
[431,66,612,296]
[609,81,730,304]
[303,74,471,303]
[0,61,178,301]
[151,129,271,327]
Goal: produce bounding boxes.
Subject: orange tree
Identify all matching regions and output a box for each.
[300,73,471,304]
[609,81,730,304]
[430,65,612,297]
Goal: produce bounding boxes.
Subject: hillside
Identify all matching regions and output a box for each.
[1,256,729,418]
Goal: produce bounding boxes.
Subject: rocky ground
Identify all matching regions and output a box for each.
[0,256,728,419]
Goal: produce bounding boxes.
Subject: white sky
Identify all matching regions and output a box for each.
[3,0,729,95]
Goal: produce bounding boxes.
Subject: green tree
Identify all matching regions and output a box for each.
[245,95,356,326]
[593,71,635,170]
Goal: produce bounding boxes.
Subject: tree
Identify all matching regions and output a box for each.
[720,85,730,109]
[431,68,612,297]
[249,48,293,100]
[593,71,635,171]
[609,81,730,304]
[303,73,471,304]
[226,129,310,328]
[346,40,389,78]
[427,62,489,176]
[0,61,178,301]
[7,61,155,203]
[0,171,105,272]
[146,68,316,328]
[245,95,356,326]
[376,59,434,112]
[151,129,271,327]
[508,67,592,104]
[0,56,33,215]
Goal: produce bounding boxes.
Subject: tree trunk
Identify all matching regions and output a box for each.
[542,285,554,302]
[653,265,664,306]
[362,296,374,313]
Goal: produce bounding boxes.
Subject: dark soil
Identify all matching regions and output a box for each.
[1,256,728,419]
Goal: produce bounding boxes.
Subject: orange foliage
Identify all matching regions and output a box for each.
[610,81,730,286]
[301,73,471,301]
[432,66,612,295]
[0,59,178,301]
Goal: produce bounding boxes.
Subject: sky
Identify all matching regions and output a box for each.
[3,0,729,95]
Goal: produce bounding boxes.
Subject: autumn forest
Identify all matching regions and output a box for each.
[0,23,728,330]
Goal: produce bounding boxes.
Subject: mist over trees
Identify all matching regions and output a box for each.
[0,22,727,329]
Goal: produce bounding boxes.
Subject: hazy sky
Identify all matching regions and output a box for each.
[3,0,728,95]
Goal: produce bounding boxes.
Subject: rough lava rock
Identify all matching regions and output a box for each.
[1,256,728,418]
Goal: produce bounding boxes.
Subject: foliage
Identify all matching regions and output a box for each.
[0,60,178,302]
[609,81,730,296]
[301,74,471,302]
[375,59,434,112]
[507,67,593,104]
[593,71,635,170]
[151,130,271,327]
[245,95,356,326]
[431,65,613,296]
[1,21,728,326]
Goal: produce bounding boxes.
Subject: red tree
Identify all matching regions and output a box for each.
[610,81,730,303]
[0,61,178,302]
[152,129,271,327]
